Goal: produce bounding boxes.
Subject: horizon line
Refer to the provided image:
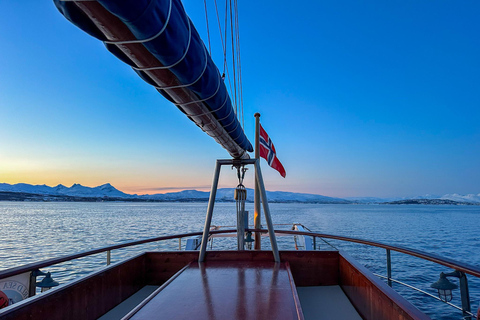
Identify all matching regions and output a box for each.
[1,182,479,199]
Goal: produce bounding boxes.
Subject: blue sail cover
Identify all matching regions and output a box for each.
[54,0,253,158]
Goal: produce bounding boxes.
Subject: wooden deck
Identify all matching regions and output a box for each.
[0,251,430,320]
[128,261,303,320]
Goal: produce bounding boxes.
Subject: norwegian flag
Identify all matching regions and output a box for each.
[259,124,286,178]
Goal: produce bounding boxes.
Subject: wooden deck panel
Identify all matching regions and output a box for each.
[145,251,339,286]
[0,254,147,320]
[130,261,303,320]
[339,251,431,320]
[281,251,339,286]
[0,251,429,320]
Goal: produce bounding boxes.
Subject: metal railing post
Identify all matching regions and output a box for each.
[107,250,111,266]
[254,113,262,249]
[28,271,37,297]
[254,159,280,262]
[386,249,392,287]
[458,271,472,319]
[199,160,222,262]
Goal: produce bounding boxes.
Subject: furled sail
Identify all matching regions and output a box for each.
[54,0,253,159]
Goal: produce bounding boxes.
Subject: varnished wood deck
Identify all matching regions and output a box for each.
[0,251,429,320]
[128,261,303,320]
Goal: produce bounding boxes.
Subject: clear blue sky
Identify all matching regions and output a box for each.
[1,1,479,198]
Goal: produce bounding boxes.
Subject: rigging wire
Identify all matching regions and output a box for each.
[224,0,235,104]
[233,0,244,129]
[203,0,212,54]
[229,0,237,116]
[213,0,235,100]
[224,1,228,77]
[213,0,226,76]
[209,0,245,129]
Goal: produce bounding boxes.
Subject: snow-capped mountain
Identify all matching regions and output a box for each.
[344,197,397,203]
[141,188,349,203]
[255,190,349,203]
[0,183,132,199]
[141,190,210,201]
[348,194,480,204]
[1,183,478,204]
[55,183,133,198]
[0,183,348,203]
[440,193,480,203]
[0,183,55,195]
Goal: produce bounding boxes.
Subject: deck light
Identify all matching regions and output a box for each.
[431,272,458,302]
[431,270,472,318]
[36,272,59,292]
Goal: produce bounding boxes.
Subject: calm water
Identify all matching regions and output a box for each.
[1,202,479,319]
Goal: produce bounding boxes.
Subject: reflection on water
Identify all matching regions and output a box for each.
[1,202,479,319]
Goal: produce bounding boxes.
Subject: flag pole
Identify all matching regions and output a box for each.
[254,113,261,249]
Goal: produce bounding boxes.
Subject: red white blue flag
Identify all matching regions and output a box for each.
[259,124,286,178]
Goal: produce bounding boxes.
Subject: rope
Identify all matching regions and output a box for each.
[234,0,244,129]
[225,0,244,130]
[235,165,247,250]
[214,0,227,77]
[172,71,221,107]
[224,1,228,76]
[229,0,237,116]
[188,0,245,133]
[103,0,245,131]
[153,44,208,90]
[132,15,192,71]
[213,0,235,100]
[204,0,212,54]
[103,0,173,45]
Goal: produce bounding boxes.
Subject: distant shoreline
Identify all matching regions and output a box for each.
[1,191,478,205]
[0,191,346,204]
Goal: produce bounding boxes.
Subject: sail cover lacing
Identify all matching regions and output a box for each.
[54,0,253,159]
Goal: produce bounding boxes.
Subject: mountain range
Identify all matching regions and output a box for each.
[0,183,479,204]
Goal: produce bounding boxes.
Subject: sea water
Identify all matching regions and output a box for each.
[0,202,479,319]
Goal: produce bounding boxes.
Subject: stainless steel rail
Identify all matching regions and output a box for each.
[1,228,479,319]
[262,229,480,278]
[2,228,479,280]
[0,229,235,280]
[374,273,474,317]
